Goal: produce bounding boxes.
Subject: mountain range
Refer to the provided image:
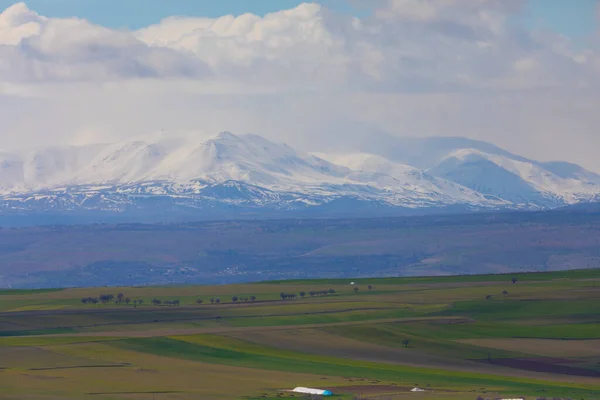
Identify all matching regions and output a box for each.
[1,131,599,224]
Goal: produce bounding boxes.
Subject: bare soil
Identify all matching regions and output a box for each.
[459,338,600,358]
[477,358,600,377]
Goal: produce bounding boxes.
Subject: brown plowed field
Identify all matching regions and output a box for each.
[478,358,600,377]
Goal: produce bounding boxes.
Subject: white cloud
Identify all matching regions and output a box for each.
[1,1,594,89]
[0,1,599,171]
[0,2,44,45]
[0,3,210,82]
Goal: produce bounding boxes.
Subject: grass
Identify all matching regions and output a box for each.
[0,269,599,399]
[0,327,77,337]
[324,324,528,360]
[112,335,599,398]
[0,336,122,347]
[265,268,600,285]
[439,298,600,321]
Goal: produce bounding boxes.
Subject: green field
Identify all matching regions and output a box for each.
[0,269,599,399]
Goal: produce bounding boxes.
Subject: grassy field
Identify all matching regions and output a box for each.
[0,269,599,399]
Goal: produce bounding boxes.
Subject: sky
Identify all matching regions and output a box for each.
[0,0,599,170]
[0,0,366,28]
[0,0,595,38]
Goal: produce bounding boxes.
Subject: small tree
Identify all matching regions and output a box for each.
[353,287,359,293]
[280,292,286,300]
[299,291,306,298]
[81,298,89,304]
[210,298,215,304]
[328,288,335,295]
[99,294,114,304]
[117,293,124,304]
[125,297,131,305]
[485,295,493,300]
[402,339,410,348]
[138,299,143,306]
[90,298,99,304]
[133,300,138,308]
[232,296,239,303]
[368,285,372,291]
[196,299,204,305]
[250,296,256,302]
[512,277,518,284]
[502,290,508,295]
[215,298,221,304]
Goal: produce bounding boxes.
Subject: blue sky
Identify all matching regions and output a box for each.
[0,1,362,27]
[0,0,597,42]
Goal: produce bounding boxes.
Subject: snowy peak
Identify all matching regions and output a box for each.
[429,148,600,205]
[315,152,504,206]
[0,131,598,221]
[0,132,349,191]
[198,132,349,184]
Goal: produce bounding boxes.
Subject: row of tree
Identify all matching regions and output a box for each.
[195,295,258,304]
[280,288,339,300]
[81,283,379,307]
[232,296,256,302]
[306,289,336,297]
[278,286,376,300]
[82,293,135,305]
[151,299,180,306]
[81,296,147,305]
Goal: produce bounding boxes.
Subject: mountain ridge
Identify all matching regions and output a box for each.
[0,131,598,224]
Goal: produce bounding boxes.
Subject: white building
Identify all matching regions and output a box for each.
[292,387,333,396]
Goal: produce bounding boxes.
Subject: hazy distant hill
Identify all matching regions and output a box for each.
[2,209,600,288]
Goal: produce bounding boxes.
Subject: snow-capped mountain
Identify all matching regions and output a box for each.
[0,131,598,224]
[427,148,600,206]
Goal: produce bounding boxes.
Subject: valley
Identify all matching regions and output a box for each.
[0,269,598,399]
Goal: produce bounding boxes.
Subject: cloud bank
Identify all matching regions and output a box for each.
[0,1,599,170]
